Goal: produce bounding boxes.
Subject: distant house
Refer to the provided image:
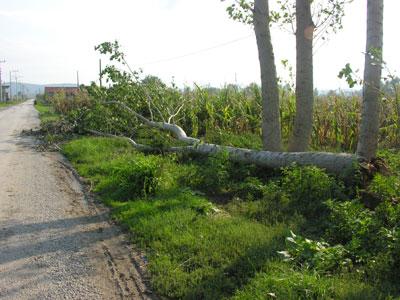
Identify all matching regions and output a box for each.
[44,86,80,98]
[1,85,10,102]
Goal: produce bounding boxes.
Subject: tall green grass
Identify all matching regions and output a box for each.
[62,137,389,299]
[35,101,60,124]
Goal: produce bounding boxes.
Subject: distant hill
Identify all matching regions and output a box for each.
[5,82,77,98]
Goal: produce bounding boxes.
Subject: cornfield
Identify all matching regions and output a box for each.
[48,79,400,153]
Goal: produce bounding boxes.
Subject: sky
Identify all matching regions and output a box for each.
[0,0,398,90]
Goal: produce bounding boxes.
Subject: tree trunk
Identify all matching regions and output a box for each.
[253,0,282,151]
[174,144,357,176]
[357,0,384,160]
[289,0,314,152]
[94,101,361,177]
[89,129,358,176]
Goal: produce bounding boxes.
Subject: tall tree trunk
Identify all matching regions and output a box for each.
[357,0,384,160]
[289,0,314,152]
[253,0,282,151]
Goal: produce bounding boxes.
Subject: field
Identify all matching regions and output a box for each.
[35,80,400,298]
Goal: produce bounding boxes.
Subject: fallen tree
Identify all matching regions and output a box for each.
[87,101,362,177]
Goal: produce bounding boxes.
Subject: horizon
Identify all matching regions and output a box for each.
[14,80,364,93]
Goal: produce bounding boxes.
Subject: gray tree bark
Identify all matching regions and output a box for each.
[357,0,384,160]
[289,0,315,152]
[253,0,282,151]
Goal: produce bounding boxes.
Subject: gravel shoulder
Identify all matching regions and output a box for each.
[0,100,152,299]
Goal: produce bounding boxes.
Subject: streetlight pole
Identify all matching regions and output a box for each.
[0,60,6,102]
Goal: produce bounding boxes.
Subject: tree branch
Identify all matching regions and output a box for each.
[103,101,200,145]
[86,129,154,152]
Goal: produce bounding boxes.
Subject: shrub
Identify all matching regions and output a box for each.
[50,90,92,115]
[179,152,231,195]
[281,166,344,221]
[368,174,400,201]
[322,198,400,290]
[324,200,371,245]
[260,181,292,219]
[95,155,162,200]
[233,177,267,200]
[63,138,164,201]
[279,231,352,274]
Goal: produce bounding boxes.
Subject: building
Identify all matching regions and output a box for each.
[0,85,10,102]
[44,86,80,98]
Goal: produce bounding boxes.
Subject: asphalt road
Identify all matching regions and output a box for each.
[0,100,151,299]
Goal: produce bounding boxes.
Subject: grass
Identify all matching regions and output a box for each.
[61,137,386,299]
[34,101,60,124]
[111,193,287,299]
[37,73,400,298]
[232,262,380,300]
[0,100,24,109]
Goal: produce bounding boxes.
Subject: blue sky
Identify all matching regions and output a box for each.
[0,0,398,90]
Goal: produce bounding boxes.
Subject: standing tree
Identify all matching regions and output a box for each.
[276,0,350,152]
[254,0,282,151]
[224,0,349,151]
[357,0,384,160]
[288,0,314,151]
[225,0,282,151]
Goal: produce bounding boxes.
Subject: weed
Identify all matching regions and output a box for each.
[232,262,380,300]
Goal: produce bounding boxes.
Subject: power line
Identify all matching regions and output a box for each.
[139,35,253,66]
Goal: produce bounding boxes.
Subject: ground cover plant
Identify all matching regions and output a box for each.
[0,99,24,109]
[58,136,399,299]
[36,47,400,298]
[35,98,60,124]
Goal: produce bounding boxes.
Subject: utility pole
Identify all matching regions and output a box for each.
[18,76,24,99]
[10,70,18,101]
[0,60,6,102]
[15,75,19,100]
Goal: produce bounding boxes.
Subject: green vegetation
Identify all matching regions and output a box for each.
[34,100,60,124]
[0,100,24,109]
[42,81,400,153]
[61,137,400,299]
[37,44,400,298]
[232,263,379,300]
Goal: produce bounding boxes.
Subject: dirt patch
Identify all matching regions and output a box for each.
[0,100,154,299]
